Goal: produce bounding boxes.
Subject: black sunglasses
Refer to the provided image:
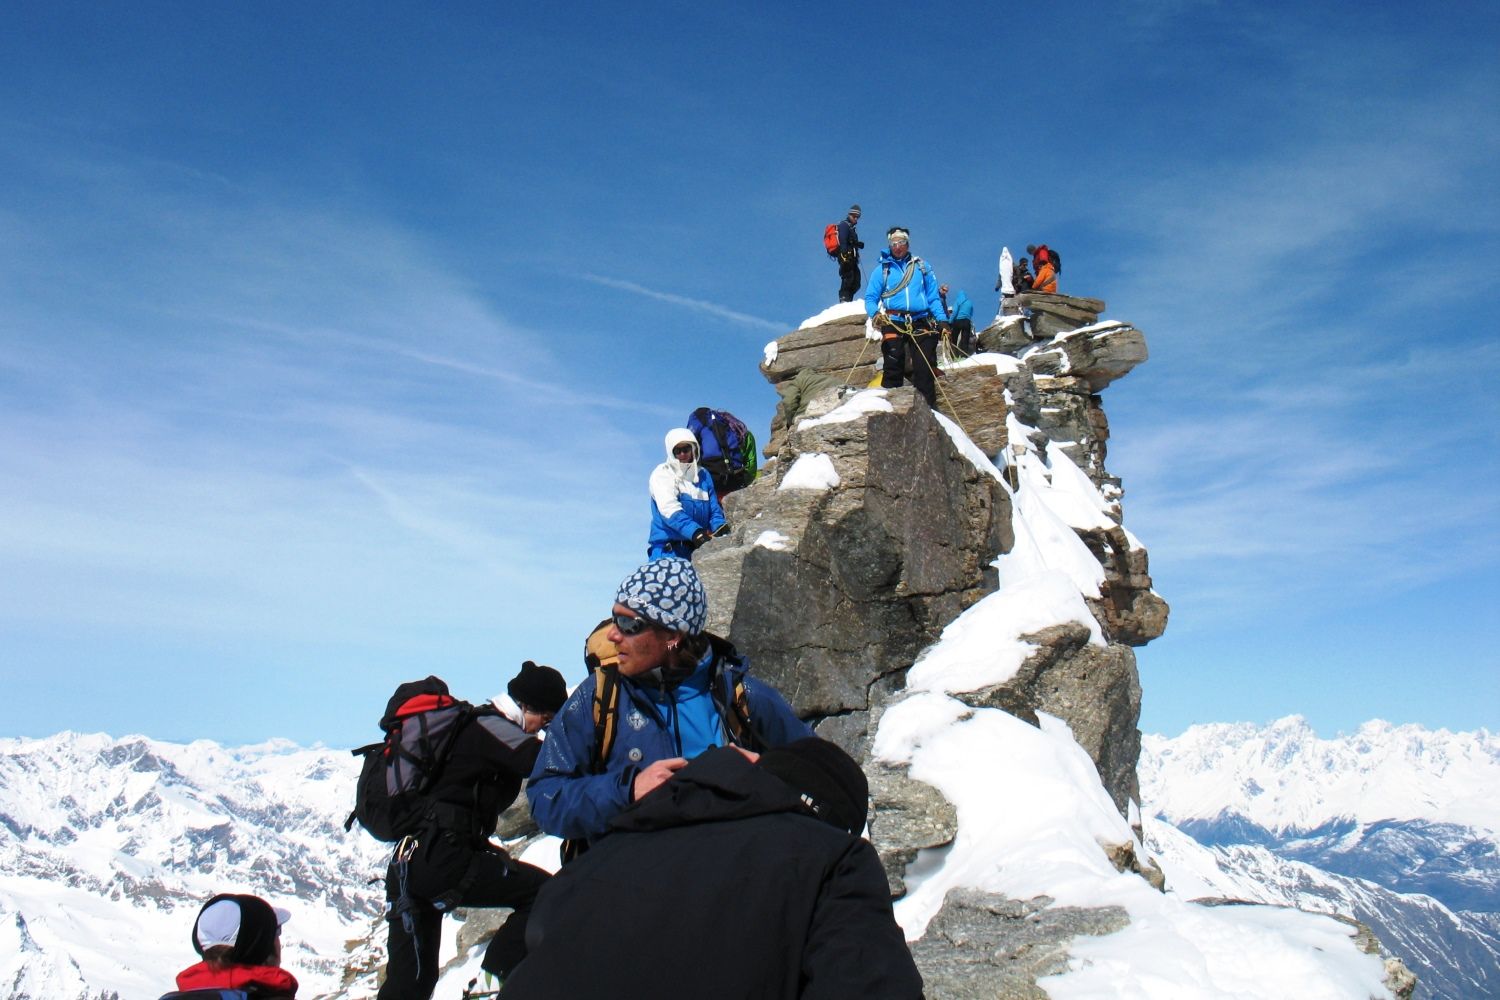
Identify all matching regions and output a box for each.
[612,611,652,636]
[672,443,695,456]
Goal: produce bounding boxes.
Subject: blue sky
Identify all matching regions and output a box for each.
[2,1,1495,747]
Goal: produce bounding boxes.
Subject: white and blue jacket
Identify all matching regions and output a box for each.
[864,249,945,320]
[647,428,726,560]
[527,639,813,843]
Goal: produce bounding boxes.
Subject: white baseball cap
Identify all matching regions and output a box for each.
[193,895,291,952]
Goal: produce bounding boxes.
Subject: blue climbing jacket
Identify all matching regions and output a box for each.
[526,641,813,844]
[864,249,944,319]
[949,289,974,321]
[647,428,725,560]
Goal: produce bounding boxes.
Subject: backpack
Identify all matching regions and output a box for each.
[687,407,758,495]
[560,630,757,863]
[1035,244,1061,275]
[823,222,841,257]
[345,676,475,843]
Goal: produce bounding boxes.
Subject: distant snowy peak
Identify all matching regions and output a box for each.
[0,730,384,1000]
[1142,716,1500,835]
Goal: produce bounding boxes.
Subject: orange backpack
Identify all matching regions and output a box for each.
[823,222,841,256]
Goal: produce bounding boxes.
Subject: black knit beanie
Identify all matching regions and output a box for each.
[758,737,870,835]
[508,660,567,714]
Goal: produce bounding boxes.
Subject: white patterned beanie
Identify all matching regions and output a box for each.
[615,558,708,635]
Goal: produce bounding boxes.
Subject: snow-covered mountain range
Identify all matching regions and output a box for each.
[0,732,386,999]
[1141,718,1500,1000]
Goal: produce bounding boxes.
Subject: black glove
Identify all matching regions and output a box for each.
[855,241,865,249]
[690,528,711,548]
[713,522,731,537]
[937,320,953,335]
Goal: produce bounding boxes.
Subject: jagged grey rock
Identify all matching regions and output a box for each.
[719,309,1169,814]
[868,765,960,896]
[698,298,1172,998]
[908,889,1130,999]
[701,386,1012,717]
[1103,839,1167,892]
[1014,292,1107,339]
[761,313,875,390]
[761,320,1010,458]
[493,794,538,843]
[1024,320,1148,393]
[979,314,1031,354]
[931,365,1008,457]
[964,623,1143,813]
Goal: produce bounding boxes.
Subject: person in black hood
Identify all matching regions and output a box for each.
[500,739,923,999]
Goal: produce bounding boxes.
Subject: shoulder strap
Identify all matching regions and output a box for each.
[720,675,759,751]
[560,666,621,865]
[707,411,734,461]
[880,257,917,301]
[704,636,762,752]
[589,666,621,774]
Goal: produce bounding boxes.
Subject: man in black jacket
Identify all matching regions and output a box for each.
[835,204,865,302]
[377,669,566,1000]
[499,738,923,999]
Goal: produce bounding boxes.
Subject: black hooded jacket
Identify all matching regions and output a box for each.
[500,748,923,999]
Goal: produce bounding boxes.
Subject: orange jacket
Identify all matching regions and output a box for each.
[1031,260,1057,293]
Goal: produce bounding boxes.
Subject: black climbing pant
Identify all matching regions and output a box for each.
[378,832,549,999]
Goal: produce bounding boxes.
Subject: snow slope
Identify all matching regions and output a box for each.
[868,422,1396,997]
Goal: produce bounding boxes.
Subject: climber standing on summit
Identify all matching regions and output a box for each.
[646,428,728,561]
[864,227,949,409]
[834,204,864,302]
[1027,243,1058,294]
[940,284,975,356]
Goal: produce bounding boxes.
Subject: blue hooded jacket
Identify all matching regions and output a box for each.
[647,428,726,560]
[527,640,813,844]
[864,249,944,319]
[947,289,974,321]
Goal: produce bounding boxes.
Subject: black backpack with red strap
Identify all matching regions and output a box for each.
[345,676,475,842]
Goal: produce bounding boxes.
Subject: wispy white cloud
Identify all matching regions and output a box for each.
[579,272,787,332]
[1108,76,1498,362]
[1115,348,1500,625]
[0,139,664,671]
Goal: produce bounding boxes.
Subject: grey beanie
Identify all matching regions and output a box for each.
[615,558,708,635]
[849,203,862,214]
